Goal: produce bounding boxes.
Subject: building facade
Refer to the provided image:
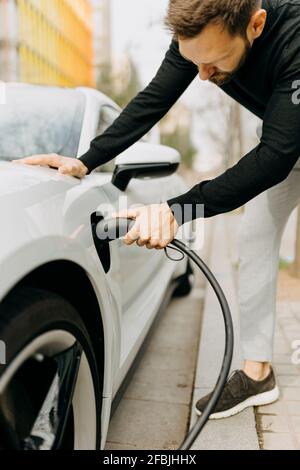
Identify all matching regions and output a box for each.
[91,0,111,85]
[0,0,95,87]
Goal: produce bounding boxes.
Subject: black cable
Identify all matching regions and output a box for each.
[163,245,185,261]
[96,217,234,450]
[169,239,234,450]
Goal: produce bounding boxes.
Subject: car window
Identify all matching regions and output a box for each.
[0,85,85,161]
[96,104,150,173]
[95,105,120,173]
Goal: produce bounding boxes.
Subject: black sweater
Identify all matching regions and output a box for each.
[79,0,300,226]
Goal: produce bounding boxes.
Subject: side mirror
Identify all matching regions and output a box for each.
[112,142,180,191]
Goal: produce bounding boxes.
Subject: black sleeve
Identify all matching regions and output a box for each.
[79,39,198,173]
[167,63,300,226]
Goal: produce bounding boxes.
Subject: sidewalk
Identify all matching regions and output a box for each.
[256,298,300,450]
[227,212,300,450]
[190,215,259,450]
[105,219,210,450]
[189,213,300,450]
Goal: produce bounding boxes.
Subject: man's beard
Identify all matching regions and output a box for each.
[209,39,251,86]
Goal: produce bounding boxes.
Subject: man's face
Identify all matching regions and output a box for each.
[178,23,252,86]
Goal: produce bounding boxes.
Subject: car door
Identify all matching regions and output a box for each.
[94,105,175,299]
[92,105,179,373]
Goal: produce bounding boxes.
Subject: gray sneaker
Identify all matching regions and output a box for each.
[195,368,279,419]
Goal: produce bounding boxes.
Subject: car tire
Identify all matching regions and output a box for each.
[172,259,195,297]
[0,286,102,450]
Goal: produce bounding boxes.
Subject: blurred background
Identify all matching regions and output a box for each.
[0,0,299,278]
[0,0,259,172]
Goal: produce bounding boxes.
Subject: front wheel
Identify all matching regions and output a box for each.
[0,287,102,450]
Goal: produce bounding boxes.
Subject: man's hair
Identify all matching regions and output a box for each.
[165,0,261,39]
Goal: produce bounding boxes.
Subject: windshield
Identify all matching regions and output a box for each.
[0,85,85,161]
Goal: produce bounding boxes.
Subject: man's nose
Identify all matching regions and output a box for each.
[198,64,215,81]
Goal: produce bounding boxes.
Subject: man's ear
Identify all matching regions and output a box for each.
[247,8,267,41]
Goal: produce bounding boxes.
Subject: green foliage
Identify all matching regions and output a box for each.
[96,59,141,109]
[97,59,196,168]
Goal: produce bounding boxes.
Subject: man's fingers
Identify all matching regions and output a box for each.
[58,166,69,174]
[58,163,76,173]
[145,239,161,249]
[12,154,88,178]
[135,235,149,247]
[123,221,140,245]
[13,154,62,167]
[113,203,178,250]
[109,211,141,245]
[13,156,47,165]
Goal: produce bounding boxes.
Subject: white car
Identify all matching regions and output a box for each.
[0,84,194,450]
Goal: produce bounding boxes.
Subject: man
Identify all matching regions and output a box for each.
[15,0,300,419]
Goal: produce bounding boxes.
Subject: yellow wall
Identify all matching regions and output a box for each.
[18,0,94,87]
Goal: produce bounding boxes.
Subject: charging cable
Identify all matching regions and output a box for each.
[96,217,234,450]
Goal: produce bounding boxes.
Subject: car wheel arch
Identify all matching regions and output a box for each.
[1,260,105,392]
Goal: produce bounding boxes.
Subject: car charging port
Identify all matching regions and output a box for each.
[90,212,111,274]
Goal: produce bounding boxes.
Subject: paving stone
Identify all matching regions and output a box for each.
[190,408,259,450]
[289,302,300,314]
[151,316,200,351]
[273,354,294,365]
[293,311,300,321]
[262,433,297,450]
[278,375,300,387]
[286,401,300,415]
[281,387,300,401]
[190,287,206,299]
[260,415,290,433]
[273,340,292,355]
[274,364,300,375]
[283,332,300,345]
[124,367,192,405]
[277,304,294,318]
[291,416,300,433]
[106,399,189,450]
[140,345,196,372]
[105,442,138,450]
[274,331,285,341]
[281,322,300,332]
[283,316,300,324]
[257,399,285,415]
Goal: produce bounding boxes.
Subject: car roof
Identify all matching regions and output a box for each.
[5,82,121,111]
